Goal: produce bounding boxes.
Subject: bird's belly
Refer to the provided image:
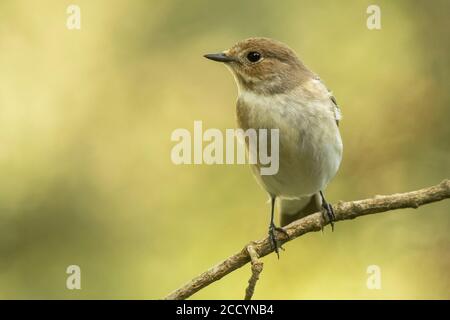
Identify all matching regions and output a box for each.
[255,134,341,198]
[240,100,343,198]
[257,161,323,198]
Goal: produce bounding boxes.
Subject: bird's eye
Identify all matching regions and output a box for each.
[246,51,261,63]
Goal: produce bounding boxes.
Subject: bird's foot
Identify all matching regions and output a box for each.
[268,223,289,259]
[321,201,336,232]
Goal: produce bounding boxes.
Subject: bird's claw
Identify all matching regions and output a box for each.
[321,202,335,232]
[268,223,289,258]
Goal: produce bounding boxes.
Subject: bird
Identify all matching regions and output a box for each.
[204,37,343,257]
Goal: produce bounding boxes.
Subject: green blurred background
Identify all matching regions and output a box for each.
[0,0,449,299]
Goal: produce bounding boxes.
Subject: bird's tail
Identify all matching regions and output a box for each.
[279,193,322,227]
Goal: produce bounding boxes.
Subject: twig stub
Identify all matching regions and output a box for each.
[244,245,264,300]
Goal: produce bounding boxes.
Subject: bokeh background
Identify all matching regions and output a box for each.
[0,0,449,299]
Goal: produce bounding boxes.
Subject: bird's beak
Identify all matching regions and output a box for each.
[203,52,236,63]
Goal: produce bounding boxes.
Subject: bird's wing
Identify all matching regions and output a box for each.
[330,94,342,127]
[314,76,342,126]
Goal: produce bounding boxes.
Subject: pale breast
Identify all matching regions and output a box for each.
[236,84,343,198]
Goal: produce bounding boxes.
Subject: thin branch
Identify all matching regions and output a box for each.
[244,245,264,300]
[164,179,450,300]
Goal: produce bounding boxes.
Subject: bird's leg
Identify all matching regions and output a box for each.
[320,191,335,231]
[268,196,289,258]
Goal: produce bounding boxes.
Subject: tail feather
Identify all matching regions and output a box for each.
[279,193,321,227]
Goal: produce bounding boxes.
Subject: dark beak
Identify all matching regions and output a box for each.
[203,52,236,63]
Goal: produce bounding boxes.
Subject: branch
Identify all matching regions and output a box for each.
[164,179,450,300]
[244,245,264,300]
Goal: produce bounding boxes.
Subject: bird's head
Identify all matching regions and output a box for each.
[204,37,313,95]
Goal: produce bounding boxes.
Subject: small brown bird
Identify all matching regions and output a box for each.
[205,38,343,257]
